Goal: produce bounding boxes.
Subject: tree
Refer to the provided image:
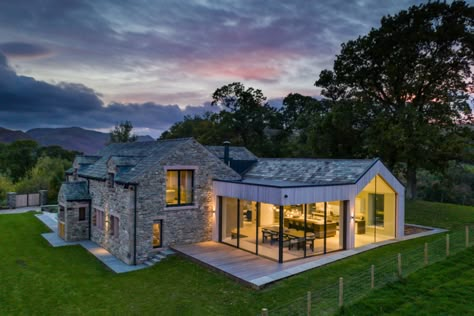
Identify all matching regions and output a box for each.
[316,1,474,199]
[109,121,138,143]
[0,140,39,182]
[15,156,71,203]
[211,82,280,155]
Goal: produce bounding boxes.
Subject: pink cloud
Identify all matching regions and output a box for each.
[184,50,301,81]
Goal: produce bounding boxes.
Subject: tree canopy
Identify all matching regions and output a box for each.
[109,121,138,143]
[315,0,474,198]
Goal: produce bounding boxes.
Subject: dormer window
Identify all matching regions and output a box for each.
[73,168,78,180]
[166,170,194,206]
[107,172,115,188]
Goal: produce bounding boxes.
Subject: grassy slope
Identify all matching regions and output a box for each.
[338,249,474,315]
[405,200,474,229]
[1,201,473,315]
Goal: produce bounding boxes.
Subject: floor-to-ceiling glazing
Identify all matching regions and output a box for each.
[220,197,346,262]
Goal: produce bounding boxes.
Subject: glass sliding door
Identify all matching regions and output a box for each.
[219,196,346,262]
[221,197,238,247]
[238,200,257,254]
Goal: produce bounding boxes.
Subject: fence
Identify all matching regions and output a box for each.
[260,225,474,316]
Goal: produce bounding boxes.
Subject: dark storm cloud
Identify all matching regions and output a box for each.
[0,53,216,133]
[0,42,51,58]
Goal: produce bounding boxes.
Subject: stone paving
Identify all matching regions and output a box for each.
[35,212,147,273]
[0,207,41,214]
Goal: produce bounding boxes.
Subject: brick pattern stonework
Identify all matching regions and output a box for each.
[89,179,135,264]
[132,140,240,263]
[63,201,89,241]
[59,139,240,265]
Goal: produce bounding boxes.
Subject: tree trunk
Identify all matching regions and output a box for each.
[406,163,417,200]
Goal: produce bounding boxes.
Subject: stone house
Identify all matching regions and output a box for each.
[59,138,405,265]
[58,138,240,264]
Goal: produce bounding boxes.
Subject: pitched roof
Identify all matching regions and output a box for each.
[206,146,258,161]
[60,181,91,201]
[77,138,192,183]
[240,158,379,187]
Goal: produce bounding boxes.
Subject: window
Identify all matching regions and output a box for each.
[73,168,78,180]
[166,170,194,206]
[110,215,119,237]
[79,207,86,221]
[107,173,115,188]
[96,210,105,230]
[92,209,97,226]
[153,220,162,248]
[369,193,385,227]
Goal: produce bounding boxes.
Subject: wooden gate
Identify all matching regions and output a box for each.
[15,193,40,208]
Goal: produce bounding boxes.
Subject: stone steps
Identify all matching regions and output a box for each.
[143,249,176,267]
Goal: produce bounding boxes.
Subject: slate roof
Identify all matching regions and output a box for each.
[206,146,258,161]
[77,156,101,165]
[239,158,379,187]
[60,181,91,200]
[77,138,192,183]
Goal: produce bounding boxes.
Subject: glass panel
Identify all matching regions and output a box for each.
[166,171,179,205]
[221,197,238,247]
[374,176,396,243]
[238,200,257,254]
[283,205,305,261]
[258,203,280,261]
[153,221,162,248]
[180,171,193,204]
[355,174,396,247]
[326,201,343,253]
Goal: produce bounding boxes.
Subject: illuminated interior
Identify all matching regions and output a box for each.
[354,174,396,247]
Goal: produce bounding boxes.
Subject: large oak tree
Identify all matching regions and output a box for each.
[316,1,474,199]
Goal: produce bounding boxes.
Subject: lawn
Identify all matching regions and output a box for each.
[337,248,474,315]
[1,201,473,315]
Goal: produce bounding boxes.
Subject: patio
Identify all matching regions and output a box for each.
[171,224,447,289]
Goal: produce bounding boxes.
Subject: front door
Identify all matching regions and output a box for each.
[58,222,65,239]
[153,220,162,248]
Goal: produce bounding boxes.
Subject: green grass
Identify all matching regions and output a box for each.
[406,200,474,229]
[337,248,474,315]
[1,201,473,315]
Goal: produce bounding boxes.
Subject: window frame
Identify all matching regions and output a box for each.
[165,169,194,207]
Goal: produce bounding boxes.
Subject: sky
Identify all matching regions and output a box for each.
[0,0,429,138]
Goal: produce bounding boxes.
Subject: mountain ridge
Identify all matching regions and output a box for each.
[0,126,154,154]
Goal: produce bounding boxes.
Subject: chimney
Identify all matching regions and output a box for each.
[223,141,230,166]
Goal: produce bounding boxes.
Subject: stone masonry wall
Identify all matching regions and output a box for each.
[89,179,135,264]
[134,139,241,263]
[64,201,90,241]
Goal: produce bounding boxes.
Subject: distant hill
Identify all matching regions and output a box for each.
[0,127,34,143]
[0,126,154,154]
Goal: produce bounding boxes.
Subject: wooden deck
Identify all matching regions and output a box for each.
[171,226,447,288]
[171,241,353,288]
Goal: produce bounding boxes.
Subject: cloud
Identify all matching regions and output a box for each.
[0,42,51,58]
[0,53,216,137]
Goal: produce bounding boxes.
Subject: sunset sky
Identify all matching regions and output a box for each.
[0,0,427,137]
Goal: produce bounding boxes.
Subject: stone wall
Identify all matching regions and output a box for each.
[7,192,16,209]
[68,139,240,265]
[89,179,135,264]
[64,201,90,241]
[134,139,241,263]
